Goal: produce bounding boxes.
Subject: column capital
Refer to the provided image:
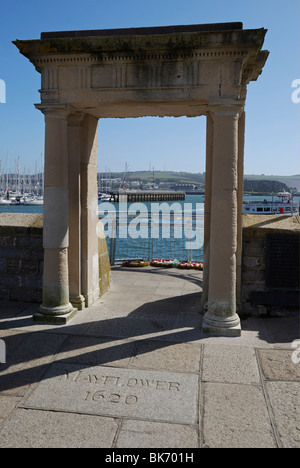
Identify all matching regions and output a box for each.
[35,103,74,119]
[209,99,245,118]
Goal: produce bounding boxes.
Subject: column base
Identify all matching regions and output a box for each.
[70,295,85,311]
[202,301,241,336]
[33,303,78,324]
[202,320,241,337]
[33,308,78,324]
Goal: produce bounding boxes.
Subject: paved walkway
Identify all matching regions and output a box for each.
[0,266,299,448]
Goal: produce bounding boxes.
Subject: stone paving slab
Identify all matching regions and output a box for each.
[22,362,199,425]
[55,335,136,368]
[129,341,201,373]
[0,396,21,423]
[202,344,261,384]
[265,381,300,448]
[0,408,118,448]
[116,420,199,448]
[0,331,67,396]
[257,349,300,381]
[201,382,277,448]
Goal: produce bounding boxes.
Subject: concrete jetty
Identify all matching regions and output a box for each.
[110,190,186,203]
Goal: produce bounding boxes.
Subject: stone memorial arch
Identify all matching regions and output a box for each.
[14,23,268,335]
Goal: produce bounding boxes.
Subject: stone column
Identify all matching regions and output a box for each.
[202,100,244,336]
[236,111,246,314]
[201,111,214,313]
[35,105,77,323]
[81,114,100,306]
[68,113,85,311]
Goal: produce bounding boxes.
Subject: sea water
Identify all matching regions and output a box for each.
[1,195,299,262]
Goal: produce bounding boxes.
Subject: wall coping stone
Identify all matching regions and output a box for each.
[0,214,43,235]
[243,214,300,236]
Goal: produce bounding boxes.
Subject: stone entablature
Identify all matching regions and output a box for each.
[14,23,268,118]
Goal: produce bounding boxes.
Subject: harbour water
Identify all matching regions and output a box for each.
[1,194,299,215]
[1,194,299,263]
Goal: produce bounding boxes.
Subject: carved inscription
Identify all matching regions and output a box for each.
[58,369,181,406]
[22,363,197,424]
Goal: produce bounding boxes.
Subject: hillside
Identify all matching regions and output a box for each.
[105,171,300,193]
[112,171,206,185]
[244,174,300,191]
[243,179,290,194]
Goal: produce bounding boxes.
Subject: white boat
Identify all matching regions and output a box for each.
[24,196,44,205]
[98,192,114,202]
[10,196,26,205]
[243,191,299,215]
[0,197,11,205]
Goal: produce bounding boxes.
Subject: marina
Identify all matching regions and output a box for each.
[0,158,44,206]
[0,193,44,206]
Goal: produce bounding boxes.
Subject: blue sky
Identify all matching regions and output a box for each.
[0,0,299,175]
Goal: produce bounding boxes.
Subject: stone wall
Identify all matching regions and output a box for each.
[0,213,111,305]
[0,214,44,302]
[241,215,300,316]
[1,212,299,317]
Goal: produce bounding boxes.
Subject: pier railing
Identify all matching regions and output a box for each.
[98,210,204,265]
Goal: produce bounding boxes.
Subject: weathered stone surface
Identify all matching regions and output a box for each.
[202,382,276,448]
[0,408,118,448]
[0,215,44,305]
[0,332,67,397]
[22,362,199,424]
[0,396,21,423]
[98,236,111,297]
[258,349,300,381]
[0,213,42,229]
[130,341,201,373]
[243,214,300,234]
[202,344,260,384]
[241,224,300,317]
[56,335,136,367]
[116,420,199,448]
[33,308,77,324]
[265,381,300,448]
